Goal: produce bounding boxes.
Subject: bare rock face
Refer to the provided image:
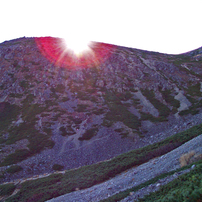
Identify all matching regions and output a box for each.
[0,37,202,182]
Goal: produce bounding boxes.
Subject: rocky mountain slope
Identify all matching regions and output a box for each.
[0,37,202,185]
[46,134,202,202]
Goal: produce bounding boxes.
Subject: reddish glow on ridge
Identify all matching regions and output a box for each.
[35,37,115,69]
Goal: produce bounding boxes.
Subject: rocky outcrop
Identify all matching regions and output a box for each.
[0,37,202,183]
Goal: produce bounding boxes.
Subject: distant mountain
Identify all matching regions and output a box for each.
[0,37,202,184]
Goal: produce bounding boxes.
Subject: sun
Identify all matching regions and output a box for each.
[62,37,92,56]
[35,37,115,69]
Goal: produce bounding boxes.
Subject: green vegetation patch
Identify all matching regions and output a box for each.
[141,89,170,120]
[115,91,133,101]
[52,164,64,171]
[19,80,29,89]
[69,117,82,125]
[115,128,129,138]
[6,165,23,174]
[132,98,140,106]
[171,54,202,78]
[59,126,68,136]
[172,54,191,66]
[92,108,105,115]
[138,161,202,202]
[59,126,75,136]
[28,132,55,154]
[0,84,4,90]
[0,102,20,132]
[8,173,64,202]
[140,112,166,122]
[76,104,88,112]
[55,84,65,94]
[102,159,202,202]
[78,128,98,141]
[159,87,180,109]
[0,94,55,166]
[1,149,31,166]
[119,132,129,138]
[7,123,202,202]
[104,91,141,130]
[179,99,202,116]
[187,82,202,97]
[9,93,23,98]
[0,183,16,197]
[114,128,124,133]
[76,91,90,100]
[61,97,69,102]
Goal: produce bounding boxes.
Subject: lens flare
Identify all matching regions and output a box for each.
[62,38,92,56]
[35,37,115,69]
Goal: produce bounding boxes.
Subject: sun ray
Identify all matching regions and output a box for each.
[62,38,92,57]
[35,37,115,69]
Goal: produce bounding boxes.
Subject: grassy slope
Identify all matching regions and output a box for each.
[102,159,202,202]
[2,123,202,202]
[138,161,202,202]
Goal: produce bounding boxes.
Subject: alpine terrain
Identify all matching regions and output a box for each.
[0,37,202,201]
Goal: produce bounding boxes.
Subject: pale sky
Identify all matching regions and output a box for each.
[1,0,202,54]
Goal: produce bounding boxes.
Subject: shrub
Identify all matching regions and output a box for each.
[6,165,23,174]
[146,142,181,160]
[78,128,98,140]
[70,117,82,125]
[141,89,170,118]
[76,91,90,100]
[132,98,140,105]
[93,108,105,115]
[0,102,20,132]
[140,112,168,122]
[20,80,29,88]
[114,128,124,133]
[52,164,64,171]
[59,126,68,136]
[102,119,113,127]
[187,82,202,97]
[76,104,88,112]
[115,91,133,101]
[137,161,202,202]
[159,87,180,109]
[9,93,23,98]
[105,103,139,129]
[120,132,129,138]
[0,183,16,196]
[0,174,5,179]
[1,149,31,166]
[61,97,69,102]
[28,133,55,153]
[179,99,202,116]
[55,84,65,93]
[7,123,202,202]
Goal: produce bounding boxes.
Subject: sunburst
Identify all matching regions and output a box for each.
[35,37,115,69]
[61,37,92,57]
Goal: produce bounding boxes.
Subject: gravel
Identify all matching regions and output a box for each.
[1,112,202,184]
[47,134,202,202]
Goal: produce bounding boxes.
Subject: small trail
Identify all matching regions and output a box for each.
[2,170,66,186]
[0,170,66,201]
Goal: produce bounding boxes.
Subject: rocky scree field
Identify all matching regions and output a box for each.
[0,37,202,191]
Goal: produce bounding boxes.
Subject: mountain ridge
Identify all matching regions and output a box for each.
[0,37,202,194]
